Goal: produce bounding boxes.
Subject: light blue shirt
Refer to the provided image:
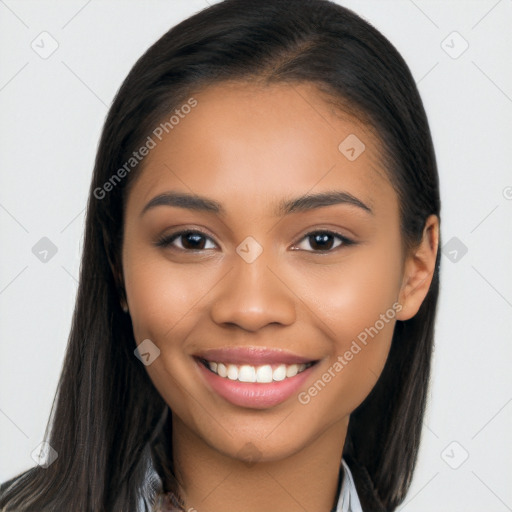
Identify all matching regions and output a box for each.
[336,459,363,512]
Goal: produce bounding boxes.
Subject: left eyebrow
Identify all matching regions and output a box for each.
[276,191,373,216]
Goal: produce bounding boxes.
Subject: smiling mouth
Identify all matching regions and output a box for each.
[198,358,317,383]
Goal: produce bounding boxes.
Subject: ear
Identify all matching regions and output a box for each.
[396,214,439,321]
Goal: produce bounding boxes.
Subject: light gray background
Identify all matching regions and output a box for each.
[1,1,511,510]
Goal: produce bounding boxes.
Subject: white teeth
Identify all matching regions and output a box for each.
[217,363,227,378]
[286,364,298,378]
[256,365,273,383]
[227,364,239,380]
[238,365,256,382]
[273,365,286,381]
[204,360,312,382]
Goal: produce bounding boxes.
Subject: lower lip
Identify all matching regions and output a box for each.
[195,359,316,409]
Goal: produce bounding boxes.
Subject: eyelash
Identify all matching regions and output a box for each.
[155,229,355,253]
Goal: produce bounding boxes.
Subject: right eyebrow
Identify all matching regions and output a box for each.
[140,191,225,217]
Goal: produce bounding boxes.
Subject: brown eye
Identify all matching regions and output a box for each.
[156,231,217,251]
[295,231,353,252]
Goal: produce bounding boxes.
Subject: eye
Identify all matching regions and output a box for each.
[156,230,217,251]
[293,230,353,252]
[156,229,353,253]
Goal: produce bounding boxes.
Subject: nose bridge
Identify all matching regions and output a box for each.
[210,244,296,331]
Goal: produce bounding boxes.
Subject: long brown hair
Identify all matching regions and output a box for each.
[1,1,440,510]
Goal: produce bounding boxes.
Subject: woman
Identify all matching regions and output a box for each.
[0,0,440,510]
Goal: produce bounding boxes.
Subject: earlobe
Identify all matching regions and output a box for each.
[396,214,439,321]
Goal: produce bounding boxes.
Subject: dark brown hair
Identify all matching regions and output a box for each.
[1,1,440,510]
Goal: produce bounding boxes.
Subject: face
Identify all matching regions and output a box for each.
[121,81,412,462]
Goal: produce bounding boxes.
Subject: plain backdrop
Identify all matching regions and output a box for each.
[1,1,511,510]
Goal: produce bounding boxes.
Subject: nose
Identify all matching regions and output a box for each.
[210,254,296,332]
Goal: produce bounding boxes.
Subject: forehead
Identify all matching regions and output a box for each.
[127,81,394,217]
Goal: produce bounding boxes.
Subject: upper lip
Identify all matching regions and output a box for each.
[195,346,316,365]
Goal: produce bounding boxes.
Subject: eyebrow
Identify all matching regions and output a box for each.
[140,190,373,217]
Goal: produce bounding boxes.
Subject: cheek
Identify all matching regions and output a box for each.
[122,249,213,420]
[123,247,215,344]
[290,242,403,413]
[293,241,403,336]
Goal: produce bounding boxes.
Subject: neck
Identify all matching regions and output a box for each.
[171,416,349,512]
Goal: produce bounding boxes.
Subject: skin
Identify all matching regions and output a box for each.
[120,81,439,512]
